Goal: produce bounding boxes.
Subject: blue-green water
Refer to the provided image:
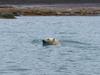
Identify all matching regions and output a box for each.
[0,16,100,75]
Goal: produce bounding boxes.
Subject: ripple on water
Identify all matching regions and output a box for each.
[0,65,32,75]
[0,16,100,75]
[31,38,99,51]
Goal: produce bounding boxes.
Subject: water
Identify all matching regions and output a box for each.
[0,16,100,75]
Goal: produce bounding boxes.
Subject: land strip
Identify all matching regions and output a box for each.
[0,4,100,16]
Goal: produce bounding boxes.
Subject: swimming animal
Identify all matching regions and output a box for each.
[42,38,60,46]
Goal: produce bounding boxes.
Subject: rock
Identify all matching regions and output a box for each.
[0,13,16,19]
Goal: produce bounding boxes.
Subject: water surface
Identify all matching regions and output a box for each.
[0,16,100,75]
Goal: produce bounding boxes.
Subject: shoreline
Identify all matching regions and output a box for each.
[0,4,100,16]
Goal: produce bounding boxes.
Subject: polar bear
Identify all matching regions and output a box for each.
[42,38,60,46]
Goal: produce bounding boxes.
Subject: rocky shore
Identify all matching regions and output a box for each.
[0,5,100,16]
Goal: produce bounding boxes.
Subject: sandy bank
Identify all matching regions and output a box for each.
[0,5,100,16]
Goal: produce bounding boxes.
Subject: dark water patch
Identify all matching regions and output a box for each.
[56,31,77,35]
[66,59,76,62]
[56,31,68,34]
[31,39,42,47]
[0,70,13,74]
[61,40,90,45]
[42,44,61,48]
[56,65,68,73]
[32,39,41,44]
[0,68,31,75]
[0,31,26,33]
[8,47,17,51]
[6,61,17,64]
[0,69,15,74]
[5,65,32,73]
[7,68,31,72]
[59,39,91,49]
[59,39,100,50]
[74,44,100,50]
